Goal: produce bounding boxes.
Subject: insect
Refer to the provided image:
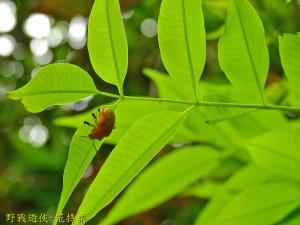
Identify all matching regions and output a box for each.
[83,107,116,151]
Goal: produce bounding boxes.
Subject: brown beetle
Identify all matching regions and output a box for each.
[83,107,116,151]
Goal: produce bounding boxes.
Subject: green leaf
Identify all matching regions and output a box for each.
[195,164,284,225]
[9,63,98,112]
[158,0,206,99]
[100,146,220,225]
[218,0,269,101]
[245,130,300,183]
[73,110,190,224]
[54,98,232,147]
[144,68,260,123]
[143,68,194,100]
[54,109,95,128]
[202,95,255,123]
[209,181,300,225]
[52,107,111,225]
[185,181,224,199]
[277,207,300,225]
[224,164,283,192]
[54,100,187,144]
[54,96,236,148]
[279,33,300,96]
[226,110,289,140]
[188,164,277,200]
[88,0,128,94]
[195,192,234,225]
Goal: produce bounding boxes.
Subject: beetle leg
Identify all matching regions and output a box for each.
[91,113,97,124]
[92,140,98,152]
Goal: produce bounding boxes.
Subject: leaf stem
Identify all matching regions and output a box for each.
[96,91,300,113]
[199,101,300,113]
[97,91,120,99]
[123,95,196,105]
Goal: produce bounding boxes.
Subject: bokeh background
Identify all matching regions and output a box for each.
[0,0,300,224]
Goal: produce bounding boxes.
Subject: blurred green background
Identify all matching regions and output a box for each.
[0,0,300,224]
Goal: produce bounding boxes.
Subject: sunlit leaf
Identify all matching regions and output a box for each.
[279,33,300,97]
[195,192,234,225]
[143,69,243,147]
[100,146,220,225]
[277,207,300,225]
[245,130,300,182]
[54,109,95,128]
[224,164,282,192]
[9,63,98,112]
[158,0,206,99]
[195,164,283,225]
[52,106,114,225]
[226,110,289,139]
[54,100,186,144]
[88,0,128,93]
[218,0,269,101]
[73,110,191,224]
[185,181,224,199]
[144,68,258,123]
[209,181,300,225]
[202,95,255,123]
[54,98,234,147]
[143,68,194,100]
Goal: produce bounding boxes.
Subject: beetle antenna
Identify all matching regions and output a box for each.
[84,121,95,127]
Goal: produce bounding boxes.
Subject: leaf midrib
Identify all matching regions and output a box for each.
[13,90,99,97]
[182,0,198,100]
[233,0,265,103]
[106,0,122,94]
